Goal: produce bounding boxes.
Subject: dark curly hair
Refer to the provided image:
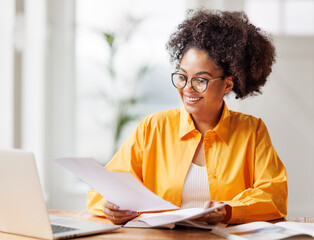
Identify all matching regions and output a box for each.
[166,9,276,99]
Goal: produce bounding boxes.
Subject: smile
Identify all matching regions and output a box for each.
[184,95,203,103]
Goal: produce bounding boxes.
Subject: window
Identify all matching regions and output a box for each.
[0,0,46,201]
[245,0,314,35]
[75,0,185,163]
[0,1,14,148]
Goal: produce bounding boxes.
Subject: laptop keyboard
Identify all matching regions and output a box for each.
[51,224,78,234]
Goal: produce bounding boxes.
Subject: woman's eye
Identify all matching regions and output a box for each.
[196,78,206,84]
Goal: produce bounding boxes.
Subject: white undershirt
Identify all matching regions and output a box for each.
[181,163,211,209]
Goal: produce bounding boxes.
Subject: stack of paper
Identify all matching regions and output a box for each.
[124,205,227,229]
[55,157,226,229]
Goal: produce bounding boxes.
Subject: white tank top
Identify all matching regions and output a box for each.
[181,163,211,209]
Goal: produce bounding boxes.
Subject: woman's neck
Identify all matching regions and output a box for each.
[191,104,224,135]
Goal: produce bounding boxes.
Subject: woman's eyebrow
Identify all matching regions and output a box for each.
[178,68,214,77]
[195,71,213,77]
[178,67,187,73]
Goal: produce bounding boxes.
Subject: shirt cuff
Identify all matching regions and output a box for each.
[225,201,246,224]
[87,190,106,217]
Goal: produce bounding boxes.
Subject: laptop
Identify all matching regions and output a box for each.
[0,149,119,239]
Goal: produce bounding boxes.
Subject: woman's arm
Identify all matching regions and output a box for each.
[86,117,147,217]
[226,120,288,224]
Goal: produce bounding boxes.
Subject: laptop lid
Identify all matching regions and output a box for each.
[0,149,119,239]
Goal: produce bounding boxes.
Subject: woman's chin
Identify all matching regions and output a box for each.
[183,104,201,116]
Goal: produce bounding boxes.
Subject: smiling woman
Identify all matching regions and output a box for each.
[86,9,287,225]
[173,49,233,131]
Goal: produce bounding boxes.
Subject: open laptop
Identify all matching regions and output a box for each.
[0,149,119,239]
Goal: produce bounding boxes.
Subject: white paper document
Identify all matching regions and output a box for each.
[138,203,227,227]
[212,221,314,240]
[123,203,227,229]
[54,157,179,212]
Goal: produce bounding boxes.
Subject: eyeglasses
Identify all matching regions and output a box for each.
[171,72,225,93]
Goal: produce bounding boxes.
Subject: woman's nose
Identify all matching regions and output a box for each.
[184,78,194,91]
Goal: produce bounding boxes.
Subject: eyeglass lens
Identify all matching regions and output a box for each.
[172,73,207,93]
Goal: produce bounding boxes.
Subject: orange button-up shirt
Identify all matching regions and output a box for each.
[87,102,287,223]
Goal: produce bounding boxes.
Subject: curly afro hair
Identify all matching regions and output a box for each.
[166,9,276,99]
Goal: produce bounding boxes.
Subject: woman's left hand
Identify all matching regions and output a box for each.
[197,200,227,224]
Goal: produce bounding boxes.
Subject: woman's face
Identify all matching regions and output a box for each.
[177,48,233,119]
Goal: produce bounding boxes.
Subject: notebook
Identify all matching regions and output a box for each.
[0,149,119,239]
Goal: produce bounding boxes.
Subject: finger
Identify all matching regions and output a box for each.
[202,201,225,216]
[213,207,225,213]
[104,201,120,210]
[111,212,138,221]
[205,201,226,215]
[214,202,226,210]
[206,212,224,220]
[199,208,226,224]
[203,200,214,209]
[209,211,225,220]
[201,211,222,220]
[106,211,138,224]
[103,207,137,218]
[110,215,137,225]
[211,207,226,217]
[199,215,224,224]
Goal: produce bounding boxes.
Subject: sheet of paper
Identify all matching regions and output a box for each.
[276,222,314,237]
[213,221,313,240]
[123,215,175,229]
[139,203,227,227]
[124,207,227,229]
[54,157,179,212]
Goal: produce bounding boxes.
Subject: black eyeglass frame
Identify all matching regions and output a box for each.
[171,72,225,93]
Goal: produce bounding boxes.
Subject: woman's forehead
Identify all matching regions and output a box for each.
[180,48,222,73]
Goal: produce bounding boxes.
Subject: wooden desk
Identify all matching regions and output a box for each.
[49,209,225,239]
[0,210,313,240]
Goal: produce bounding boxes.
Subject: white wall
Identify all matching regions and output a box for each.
[275,36,314,217]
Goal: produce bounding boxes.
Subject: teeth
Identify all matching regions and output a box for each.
[186,96,201,101]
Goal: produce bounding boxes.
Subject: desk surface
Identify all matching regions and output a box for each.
[0,210,313,240]
[52,210,225,240]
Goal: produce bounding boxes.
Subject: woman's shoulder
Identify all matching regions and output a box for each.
[143,108,181,124]
[228,110,274,145]
[229,110,265,129]
[135,109,181,135]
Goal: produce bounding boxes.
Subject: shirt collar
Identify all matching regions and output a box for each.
[213,101,230,144]
[179,101,231,144]
[179,105,196,139]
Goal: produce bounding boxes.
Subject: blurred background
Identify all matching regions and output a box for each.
[1,0,313,217]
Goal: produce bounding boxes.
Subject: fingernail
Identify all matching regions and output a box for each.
[132,211,138,215]
[113,205,119,210]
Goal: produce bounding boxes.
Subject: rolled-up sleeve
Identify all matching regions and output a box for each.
[227,120,287,223]
[86,117,146,216]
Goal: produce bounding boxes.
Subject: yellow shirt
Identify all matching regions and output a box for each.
[87,102,287,224]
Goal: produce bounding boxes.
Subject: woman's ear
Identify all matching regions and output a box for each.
[224,76,234,94]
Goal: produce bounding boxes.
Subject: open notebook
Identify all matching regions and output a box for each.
[0,149,119,239]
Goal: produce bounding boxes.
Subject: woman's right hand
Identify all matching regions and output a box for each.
[102,201,138,225]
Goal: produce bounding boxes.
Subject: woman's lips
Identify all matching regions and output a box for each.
[184,95,203,104]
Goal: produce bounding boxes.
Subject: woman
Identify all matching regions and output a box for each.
[87,9,287,225]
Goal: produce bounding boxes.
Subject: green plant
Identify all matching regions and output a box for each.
[99,16,151,157]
